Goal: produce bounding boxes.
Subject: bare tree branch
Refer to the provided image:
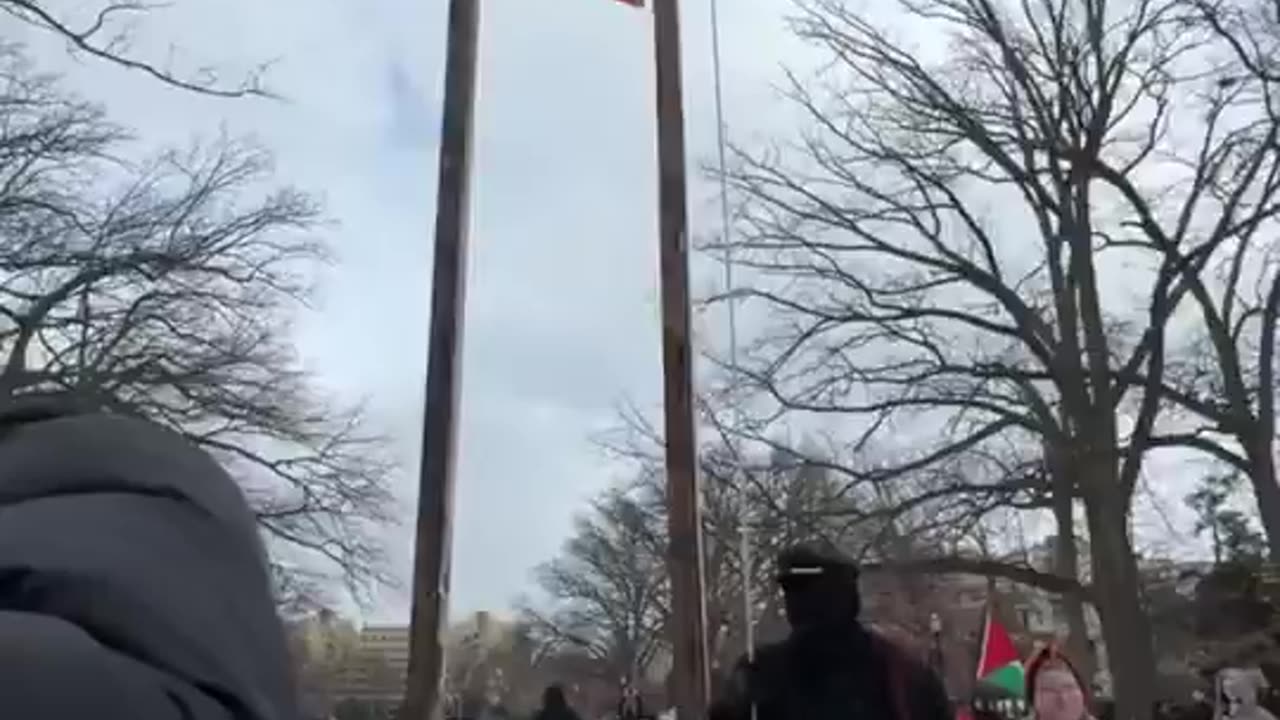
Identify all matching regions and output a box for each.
[0,49,394,605]
[0,1,274,97]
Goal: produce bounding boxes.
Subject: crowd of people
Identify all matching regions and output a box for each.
[530,542,1274,720]
[523,544,1103,720]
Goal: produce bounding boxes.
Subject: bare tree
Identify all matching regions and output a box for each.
[708,0,1276,713]
[592,402,998,672]
[597,403,893,659]
[707,371,1101,668]
[693,437,867,667]
[0,1,271,96]
[0,47,395,601]
[1127,0,1280,559]
[523,487,670,685]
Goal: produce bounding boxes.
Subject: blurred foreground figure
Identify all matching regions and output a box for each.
[535,684,583,720]
[708,543,951,720]
[0,399,297,719]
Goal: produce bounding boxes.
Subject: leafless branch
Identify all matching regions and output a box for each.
[0,51,394,605]
[0,1,275,98]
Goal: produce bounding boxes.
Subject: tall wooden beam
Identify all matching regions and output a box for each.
[651,0,711,715]
[402,0,481,717]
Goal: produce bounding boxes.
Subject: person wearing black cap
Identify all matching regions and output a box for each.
[708,542,952,720]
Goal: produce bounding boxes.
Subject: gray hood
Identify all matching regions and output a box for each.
[0,399,297,719]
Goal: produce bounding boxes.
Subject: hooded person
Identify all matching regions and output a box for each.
[619,681,646,720]
[1026,646,1096,720]
[1219,668,1277,720]
[535,684,584,720]
[0,398,298,719]
[707,542,952,720]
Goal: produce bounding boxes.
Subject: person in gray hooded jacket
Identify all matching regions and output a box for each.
[0,397,298,719]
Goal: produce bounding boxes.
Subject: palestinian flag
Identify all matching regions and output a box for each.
[975,607,1025,697]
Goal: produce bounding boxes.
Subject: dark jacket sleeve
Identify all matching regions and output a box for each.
[0,400,297,719]
[908,661,953,720]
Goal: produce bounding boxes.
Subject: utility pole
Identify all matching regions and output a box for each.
[651,0,711,716]
[402,0,481,717]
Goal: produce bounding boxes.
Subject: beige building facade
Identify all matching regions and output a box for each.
[290,610,517,709]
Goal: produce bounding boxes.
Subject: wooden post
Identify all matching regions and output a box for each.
[651,0,711,716]
[401,0,480,717]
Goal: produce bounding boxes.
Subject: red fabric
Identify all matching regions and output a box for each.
[1025,645,1090,706]
[976,610,1020,678]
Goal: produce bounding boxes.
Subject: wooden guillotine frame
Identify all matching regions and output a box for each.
[400,0,711,717]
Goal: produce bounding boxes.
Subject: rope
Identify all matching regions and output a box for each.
[710,0,735,362]
[708,0,757,700]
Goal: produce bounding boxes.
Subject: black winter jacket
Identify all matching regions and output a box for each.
[708,622,952,720]
[0,400,298,719]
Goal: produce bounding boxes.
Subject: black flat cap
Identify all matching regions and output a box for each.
[776,542,859,581]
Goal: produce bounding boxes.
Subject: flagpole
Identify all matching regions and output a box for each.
[649,0,711,716]
[977,604,991,682]
[403,0,481,717]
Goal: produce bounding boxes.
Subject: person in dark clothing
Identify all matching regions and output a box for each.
[619,681,646,720]
[708,542,952,720]
[0,398,298,719]
[536,684,584,720]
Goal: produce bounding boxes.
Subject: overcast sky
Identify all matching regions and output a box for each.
[4,0,1218,623]
[1,0,811,621]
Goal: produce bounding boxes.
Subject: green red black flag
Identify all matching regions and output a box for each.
[976,606,1025,697]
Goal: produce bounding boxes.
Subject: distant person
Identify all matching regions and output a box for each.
[1220,668,1277,720]
[619,683,645,720]
[535,684,583,720]
[1027,646,1096,720]
[0,397,297,718]
[707,542,951,720]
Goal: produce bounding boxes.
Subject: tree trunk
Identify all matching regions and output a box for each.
[1245,441,1280,561]
[1084,491,1157,720]
[1047,450,1095,684]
